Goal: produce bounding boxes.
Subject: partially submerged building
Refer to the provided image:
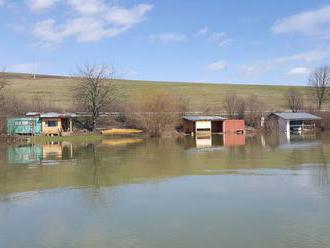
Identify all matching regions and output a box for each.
[265,112,321,134]
[7,112,76,136]
[182,116,245,135]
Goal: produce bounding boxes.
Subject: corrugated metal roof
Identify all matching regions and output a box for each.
[271,112,321,120]
[26,112,77,118]
[25,112,41,117]
[41,112,77,118]
[182,115,227,121]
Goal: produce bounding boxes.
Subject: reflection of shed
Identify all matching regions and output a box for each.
[7,142,73,164]
[42,143,63,159]
[266,112,321,134]
[223,134,246,147]
[182,116,245,135]
[7,145,43,164]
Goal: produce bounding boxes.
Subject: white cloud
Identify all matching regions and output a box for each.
[7,63,39,73]
[210,32,232,47]
[106,4,153,27]
[67,0,106,15]
[287,67,311,76]
[25,0,58,11]
[205,61,227,72]
[198,27,209,35]
[32,2,153,46]
[276,49,330,63]
[149,32,186,43]
[272,5,330,36]
[240,64,270,78]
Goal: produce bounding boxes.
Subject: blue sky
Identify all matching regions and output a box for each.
[1,0,330,85]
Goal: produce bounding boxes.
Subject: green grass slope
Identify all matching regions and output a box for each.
[4,72,310,111]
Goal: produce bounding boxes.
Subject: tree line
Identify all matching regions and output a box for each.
[223,65,330,116]
[285,65,330,112]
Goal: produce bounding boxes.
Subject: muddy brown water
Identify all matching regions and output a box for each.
[1,134,330,248]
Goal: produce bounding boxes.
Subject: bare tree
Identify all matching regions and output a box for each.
[74,64,120,131]
[286,87,304,112]
[223,93,245,119]
[308,65,330,110]
[245,94,264,128]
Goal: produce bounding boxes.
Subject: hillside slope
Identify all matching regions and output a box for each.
[4,73,311,111]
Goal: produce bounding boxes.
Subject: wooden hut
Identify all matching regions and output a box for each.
[26,112,76,136]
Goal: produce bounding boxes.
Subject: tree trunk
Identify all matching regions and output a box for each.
[318,100,322,110]
[92,116,97,132]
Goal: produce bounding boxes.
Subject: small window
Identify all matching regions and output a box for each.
[14,121,32,126]
[47,121,58,127]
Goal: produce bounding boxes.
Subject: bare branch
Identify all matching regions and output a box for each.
[285,87,304,112]
[223,93,245,119]
[308,65,330,110]
[73,64,121,131]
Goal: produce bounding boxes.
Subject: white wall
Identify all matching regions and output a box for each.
[195,121,211,130]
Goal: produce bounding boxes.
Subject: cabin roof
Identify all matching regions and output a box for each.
[271,112,321,121]
[182,115,227,121]
[25,112,77,118]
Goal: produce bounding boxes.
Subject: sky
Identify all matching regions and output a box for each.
[1,0,330,85]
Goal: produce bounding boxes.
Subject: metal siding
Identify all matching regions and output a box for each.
[278,118,288,133]
[7,117,42,135]
[223,120,245,133]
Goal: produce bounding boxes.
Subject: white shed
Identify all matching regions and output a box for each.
[266,112,321,135]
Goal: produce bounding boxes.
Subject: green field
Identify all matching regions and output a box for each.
[3,72,314,111]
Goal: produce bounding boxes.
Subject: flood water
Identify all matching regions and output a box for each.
[1,133,330,248]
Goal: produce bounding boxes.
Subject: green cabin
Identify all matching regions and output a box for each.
[7,117,42,135]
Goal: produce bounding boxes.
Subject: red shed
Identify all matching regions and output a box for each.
[182,116,245,135]
[223,120,245,134]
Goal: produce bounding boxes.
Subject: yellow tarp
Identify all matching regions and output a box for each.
[101,129,143,135]
[102,138,143,146]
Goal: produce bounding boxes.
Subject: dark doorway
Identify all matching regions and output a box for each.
[211,121,223,133]
[61,118,70,132]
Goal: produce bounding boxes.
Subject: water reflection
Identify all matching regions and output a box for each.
[185,134,246,151]
[1,135,330,248]
[6,142,74,165]
[262,132,321,149]
[0,134,330,196]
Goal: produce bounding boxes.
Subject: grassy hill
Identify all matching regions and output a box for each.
[3,72,312,111]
